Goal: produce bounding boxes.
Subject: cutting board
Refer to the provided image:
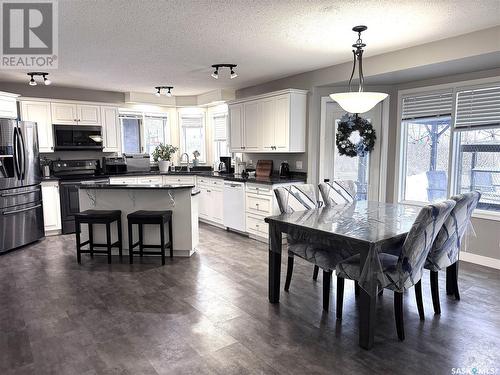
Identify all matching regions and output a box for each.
[256,160,273,177]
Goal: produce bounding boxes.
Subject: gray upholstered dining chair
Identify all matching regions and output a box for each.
[274,184,352,311]
[335,199,456,340]
[425,191,481,314]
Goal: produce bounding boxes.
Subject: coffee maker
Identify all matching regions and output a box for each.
[219,156,233,174]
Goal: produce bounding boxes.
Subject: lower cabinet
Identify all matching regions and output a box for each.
[41,181,61,235]
[197,177,224,225]
[245,183,276,240]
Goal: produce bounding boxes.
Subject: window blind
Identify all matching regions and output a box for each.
[181,115,203,128]
[213,115,227,141]
[401,91,453,120]
[455,85,500,128]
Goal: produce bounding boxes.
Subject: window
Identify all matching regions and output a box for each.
[120,113,169,158]
[180,114,205,162]
[213,114,229,164]
[144,115,169,156]
[454,86,500,211]
[400,92,453,202]
[121,115,142,154]
[399,84,500,213]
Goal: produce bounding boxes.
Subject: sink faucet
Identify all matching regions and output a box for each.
[180,153,190,172]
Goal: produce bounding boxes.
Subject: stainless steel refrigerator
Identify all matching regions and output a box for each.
[0,119,44,254]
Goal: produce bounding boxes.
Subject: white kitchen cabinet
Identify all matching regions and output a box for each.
[196,177,224,225]
[163,175,196,186]
[41,181,61,235]
[109,177,138,185]
[51,102,101,125]
[77,104,101,125]
[229,103,244,152]
[20,101,54,153]
[228,89,307,153]
[0,91,19,119]
[51,102,78,124]
[243,101,262,151]
[137,176,162,185]
[101,106,121,152]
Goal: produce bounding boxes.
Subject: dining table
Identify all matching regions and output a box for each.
[264,200,421,349]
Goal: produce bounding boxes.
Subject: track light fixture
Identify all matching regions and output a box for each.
[211,64,238,79]
[154,86,174,97]
[28,72,51,86]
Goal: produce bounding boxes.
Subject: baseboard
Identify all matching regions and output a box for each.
[460,251,500,270]
[198,218,226,230]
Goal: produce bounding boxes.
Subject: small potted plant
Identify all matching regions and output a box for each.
[192,150,200,167]
[152,143,178,172]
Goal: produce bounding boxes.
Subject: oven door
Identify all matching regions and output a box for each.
[53,125,103,150]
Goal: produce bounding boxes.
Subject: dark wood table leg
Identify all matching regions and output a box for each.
[358,244,377,349]
[268,222,282,304]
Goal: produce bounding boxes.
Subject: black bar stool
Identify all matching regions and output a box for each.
[74,210,122,264]
[127,210,173,265]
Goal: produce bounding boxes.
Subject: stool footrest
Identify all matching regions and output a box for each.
[130,250,170,256]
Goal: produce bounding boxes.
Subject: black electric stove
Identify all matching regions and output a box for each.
[53,160,109,234]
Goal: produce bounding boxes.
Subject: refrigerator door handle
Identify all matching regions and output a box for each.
[3,204,42,216]
[18,126,26,180]
[1,187,40,197]
[12,127,21,179]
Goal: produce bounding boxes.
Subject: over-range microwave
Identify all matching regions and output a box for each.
[53,125,103,151]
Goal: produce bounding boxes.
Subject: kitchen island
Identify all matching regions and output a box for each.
[78,183,199,257]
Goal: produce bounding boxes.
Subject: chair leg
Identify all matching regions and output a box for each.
[88,223,94,258]
[75,219,81,264]
[415,280,425,320]
[451,262,460,301]
[284,256,294,292]
[168,219,173,259]
[312,265,319,281]
[128,221,134,264]
[138,223,144,257]
[446,266,454,295]
[106,222,112,264]
[354,281,360,297]
[117,218,123,258]
[394,292,405,341]
[160,221,166,266]
[323,270,332,311]
[378,288,384,296]
[336,276,344,320]
[430,271,441,314]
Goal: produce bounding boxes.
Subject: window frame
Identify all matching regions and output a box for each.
[395,77,500,221]
[179,113,206,163]
[212,112,229,164]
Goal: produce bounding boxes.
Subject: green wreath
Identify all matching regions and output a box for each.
[336,114,376,157]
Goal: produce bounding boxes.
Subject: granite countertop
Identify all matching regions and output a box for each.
[78,183,195,190]
[44,170,306,185]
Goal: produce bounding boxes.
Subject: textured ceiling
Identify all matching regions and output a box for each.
[1,0,499,95]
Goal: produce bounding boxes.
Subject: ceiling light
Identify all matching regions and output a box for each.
[211,64,237,79]
[27,72,50,86]
[329,26,387,114]
[43,74,51,85]
[154,86,174,97]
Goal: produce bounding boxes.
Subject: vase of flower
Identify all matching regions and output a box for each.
[192,150,200,167]
[152,143,178,173]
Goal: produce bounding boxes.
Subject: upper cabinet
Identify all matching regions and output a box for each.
[51,102,101,125]
[0,91,19,119]
[20,101,54,152]
[101,106,121,152]
[228,89,307,153]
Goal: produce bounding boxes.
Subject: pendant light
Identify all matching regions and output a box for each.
[329,26,387,114]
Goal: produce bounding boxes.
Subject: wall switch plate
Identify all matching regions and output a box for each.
[296,161,303,170]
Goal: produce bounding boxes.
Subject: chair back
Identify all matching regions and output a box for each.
[426,191,481,271]
[397,199,456,288]
[318,180,356,206]
[274,184,318,214]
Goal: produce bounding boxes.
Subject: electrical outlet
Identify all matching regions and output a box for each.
[296,161,303,170]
